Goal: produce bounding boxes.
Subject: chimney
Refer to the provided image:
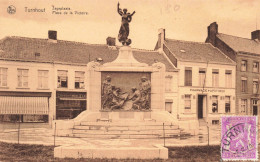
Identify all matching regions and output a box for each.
[251,30,260,40]
[207,22,218,46]
[106,37,116,46]
[48,30,57,43]
[157,28,165,49]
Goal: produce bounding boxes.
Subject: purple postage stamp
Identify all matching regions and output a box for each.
[221,116,258,161]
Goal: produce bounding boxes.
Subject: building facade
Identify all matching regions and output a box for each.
[0,31,175,125]
[155,29,236,125]
[206,22,260,116]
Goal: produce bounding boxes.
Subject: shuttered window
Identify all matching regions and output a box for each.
[0,68,7,87]
[199,68,206,87]
[241,77,247,93]
[212,69,219,87]
[225,70,232,88]
[185,68,192,86]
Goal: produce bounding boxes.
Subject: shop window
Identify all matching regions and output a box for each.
[0,68,7,87]
[225,96,231,113]
[17,69,29,88]
[253,80,259,94]
[56,92,86,120]
[212,69,219,87]
[185,68,192,86]
[199,68,206,87]
[57,70,68,88]
[241,60,247,72]
[225,70,232,88]
[253,62,259,73]
[0,115,48,123]
[240,99,247,113]
[241,77,247,93]
[184,95,191,109]
[38,70,49,89]
[212,96,218,113]
[75,71,85,89]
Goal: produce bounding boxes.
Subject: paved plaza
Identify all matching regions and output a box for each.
[0,122,223,147]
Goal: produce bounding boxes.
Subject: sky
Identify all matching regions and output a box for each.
[0,0,260,50]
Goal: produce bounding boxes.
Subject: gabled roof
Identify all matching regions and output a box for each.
[217,33,260,55]
[164,38,235,65]
[0,36,175,71]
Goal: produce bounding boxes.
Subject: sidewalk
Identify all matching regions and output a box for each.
[0,122,224,148]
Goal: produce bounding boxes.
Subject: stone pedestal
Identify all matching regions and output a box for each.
[86,46,165,114]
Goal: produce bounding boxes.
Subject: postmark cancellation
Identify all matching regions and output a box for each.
[221,116,258,161]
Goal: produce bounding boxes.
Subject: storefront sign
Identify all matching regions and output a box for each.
[190,88,225,93]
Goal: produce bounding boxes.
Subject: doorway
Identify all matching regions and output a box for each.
[253,100,258,116]
[198,95,203,119]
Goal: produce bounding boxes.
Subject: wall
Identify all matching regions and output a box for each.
[0,60,88,124]
[236,53,260,115]
[164,71,178,119]
[177,61,236,123]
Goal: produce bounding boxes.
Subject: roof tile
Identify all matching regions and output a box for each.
[164,38,235,64]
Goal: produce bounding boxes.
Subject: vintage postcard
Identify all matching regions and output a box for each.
[0,0,259,161]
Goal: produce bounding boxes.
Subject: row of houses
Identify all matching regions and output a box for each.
[0,22,259,125]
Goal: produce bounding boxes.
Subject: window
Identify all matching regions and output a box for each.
[165,75,172,92]
[75,71,85,89]
[0,68,7,87]
[212,69,219,87]
[17,69,29,88]
[253,62,259,73]
[57,70,68,88]
[240,99,247,113]
[212,96,218,113]
[199,68,206,87]
[225,96,231,113]
[212,120,219,125]
[38,70,49,89]
[184,95,191,109]
[253,80,259,94]
[225,70,232,88]
[253,100,258,116]
[185,68,192,86]
[241,60,247,71]
[241,77,247,93]
[165,102,172,113]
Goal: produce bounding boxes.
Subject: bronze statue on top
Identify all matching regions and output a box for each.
[117,2,135,46]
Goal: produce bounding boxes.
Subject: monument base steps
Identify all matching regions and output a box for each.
[57,121,189,139]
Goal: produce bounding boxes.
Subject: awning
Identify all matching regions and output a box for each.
[0,96,49,115]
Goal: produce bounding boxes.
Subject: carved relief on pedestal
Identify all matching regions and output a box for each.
[101,73,151,111]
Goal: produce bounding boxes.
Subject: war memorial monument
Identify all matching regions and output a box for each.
[54,3,183,159]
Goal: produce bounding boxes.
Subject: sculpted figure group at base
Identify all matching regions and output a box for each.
[117,2,135,46]
[101,76,151,111]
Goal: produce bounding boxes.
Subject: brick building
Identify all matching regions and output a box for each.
[206,22,260,116]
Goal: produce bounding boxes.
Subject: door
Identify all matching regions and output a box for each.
[253,100,258,116]
[253,106,258,115]
[198,95,203,119]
